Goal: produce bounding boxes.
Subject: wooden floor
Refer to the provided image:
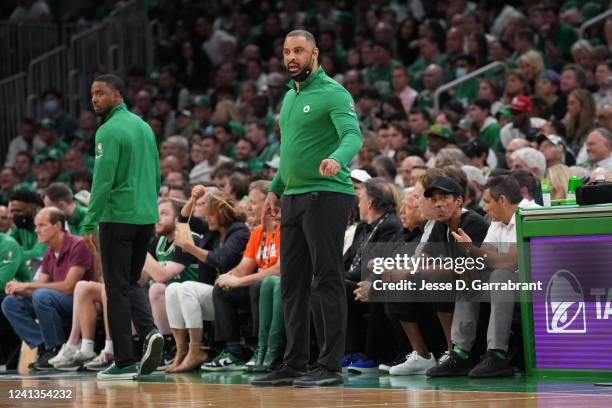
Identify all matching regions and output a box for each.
[1,372,611,407]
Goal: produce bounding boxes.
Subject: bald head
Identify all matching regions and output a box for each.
[596,105,612,132]
[36,207,66,229]
[424,64,444,91]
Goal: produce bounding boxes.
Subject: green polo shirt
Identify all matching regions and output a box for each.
[82,103,161,234]
[0,233,32,291]
[270,67,362,197]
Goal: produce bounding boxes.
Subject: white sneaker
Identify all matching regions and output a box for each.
[438,351,451,364]
[389,351,436,375]
[84,351,114,371]
[55,349,96,370]
[49,343,77,366]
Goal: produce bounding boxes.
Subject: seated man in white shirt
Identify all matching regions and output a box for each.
[583,128,612,172]
[510,170,542,207]
[426,175,525,378]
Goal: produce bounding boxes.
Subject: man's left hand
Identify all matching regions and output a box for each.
[84,234,97,253]
[5,280,28,295]
[319,158,340,177]
[216,274,240,291]
[354,281,372,302]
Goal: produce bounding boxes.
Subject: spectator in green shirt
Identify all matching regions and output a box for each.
[408,107,432,153]
[246,120,279,164]
[467,98,501,151]
[408,35,449,90]
[0,205,11,233]
[235,138,263,172]
[451,54,479,107]
[364,42,403,100]
[0,232,31,366]
[8,188,46,261]
[536,3,578,71]
[0,233,32,292]
[36,118,69,157]
[42,182,88,236]
[414,64,451,110]
[0,167,18,206]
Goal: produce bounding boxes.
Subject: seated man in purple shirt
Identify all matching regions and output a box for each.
[1,207,95,371]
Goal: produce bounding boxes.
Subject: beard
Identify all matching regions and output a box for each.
[287,53,314,82]
[156,223,175,237]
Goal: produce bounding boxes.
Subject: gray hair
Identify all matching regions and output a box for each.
[364,177,398,214]
[437,147,466,167]
[461,165,486,186]
[167,135,189,152]
[511,147,546,178]
[589,128,612,145]
[571,39,593,55]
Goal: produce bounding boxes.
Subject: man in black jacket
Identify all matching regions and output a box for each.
[322,177,403,373]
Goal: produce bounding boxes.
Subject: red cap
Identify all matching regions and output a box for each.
[509,95,532,112]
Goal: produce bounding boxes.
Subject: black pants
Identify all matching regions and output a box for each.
[339,281,402,362]
[99,222,156,367]
[385,301,449,358]
[213,282,261,342]
[0,293,20,365]
[281,191,353,372]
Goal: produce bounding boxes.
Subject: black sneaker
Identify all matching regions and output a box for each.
[469,350,514,378]
[293,366,343,387]
[425,350,473,377]
[139,329,164,375]
[250,364,306,387]
[32,346,61,371]
[159,340,177,370]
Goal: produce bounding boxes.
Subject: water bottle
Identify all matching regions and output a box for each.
[541,178,551,207]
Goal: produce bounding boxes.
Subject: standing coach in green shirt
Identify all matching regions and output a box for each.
[252,30,362,388]
[82,75,164,380]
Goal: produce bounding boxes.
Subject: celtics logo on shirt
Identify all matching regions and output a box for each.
[96,143,103,159]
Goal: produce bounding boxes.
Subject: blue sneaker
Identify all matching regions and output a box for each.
[348,359,379,374]
[341,353,362,372]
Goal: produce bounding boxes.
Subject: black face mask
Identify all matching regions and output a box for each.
[13,214,34,230]
[289,53,314,83]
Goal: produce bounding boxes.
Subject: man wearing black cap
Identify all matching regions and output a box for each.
[418,176,489,366]
[468,98,501,151]
[423,176,489,262]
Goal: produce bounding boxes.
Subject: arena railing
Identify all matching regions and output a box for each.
[68,19,152,115]
[0,73,27,165]
[579,7,612,39]
[0,22,59,80]
[433,61,506,113]
[26,46,69,120]
[109,0,147,20]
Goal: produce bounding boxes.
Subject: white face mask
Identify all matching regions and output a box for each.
[455,67,468,78]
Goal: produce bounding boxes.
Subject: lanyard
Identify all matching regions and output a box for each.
[348,213,389,275]
[259,226,276,266]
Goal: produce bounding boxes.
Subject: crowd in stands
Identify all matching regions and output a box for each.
[1,0,612,378]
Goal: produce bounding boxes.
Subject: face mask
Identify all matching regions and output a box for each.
[13,214,34,230]
[455,67,467,78]
[43,99,59,114]
[289,53,314,83]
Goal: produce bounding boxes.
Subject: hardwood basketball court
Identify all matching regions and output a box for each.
[1,370,611,407]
